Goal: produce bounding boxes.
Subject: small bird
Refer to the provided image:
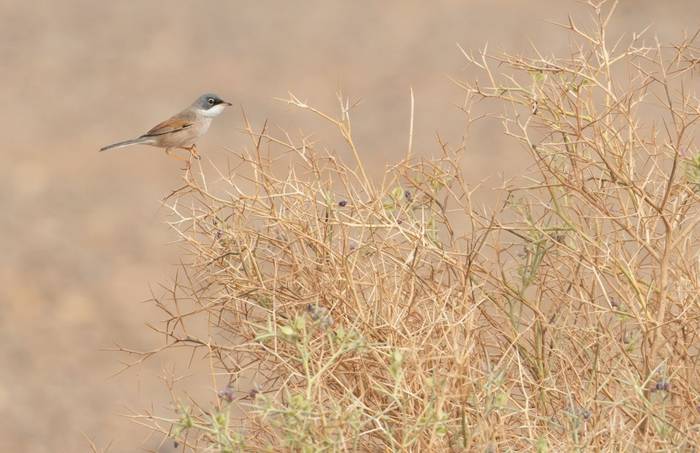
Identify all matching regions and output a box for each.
[99,93,232,161]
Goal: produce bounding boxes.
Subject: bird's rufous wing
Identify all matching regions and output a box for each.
[141,117,194,138]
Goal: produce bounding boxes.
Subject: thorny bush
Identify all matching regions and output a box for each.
[126,3,700,451]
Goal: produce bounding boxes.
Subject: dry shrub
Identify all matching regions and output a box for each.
[126,3,700,451]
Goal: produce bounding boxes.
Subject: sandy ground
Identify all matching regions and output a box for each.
[2,1,699,451]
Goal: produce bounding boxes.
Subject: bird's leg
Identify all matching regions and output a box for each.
[165,148,188,161]
[165,147,192,170]
[184,144,201,160]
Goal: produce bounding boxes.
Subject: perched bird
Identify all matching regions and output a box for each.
[99,93,232,161]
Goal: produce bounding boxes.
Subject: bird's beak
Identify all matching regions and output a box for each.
[223,101,233,106]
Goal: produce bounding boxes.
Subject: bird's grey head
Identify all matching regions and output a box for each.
[192,93,232,117]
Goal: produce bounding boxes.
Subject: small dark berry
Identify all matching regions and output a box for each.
[655,380,670,391]
[338,200,348,207]
[218,385,235,402]
[580,409,591,420]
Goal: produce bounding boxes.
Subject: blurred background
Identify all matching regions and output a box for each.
[2,1,699,451]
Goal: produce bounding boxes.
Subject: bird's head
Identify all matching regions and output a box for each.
[193,93,232,117]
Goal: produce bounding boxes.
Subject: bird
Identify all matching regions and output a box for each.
[99,93,232,162]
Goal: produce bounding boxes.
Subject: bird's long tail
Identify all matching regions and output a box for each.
[99,136,152,152]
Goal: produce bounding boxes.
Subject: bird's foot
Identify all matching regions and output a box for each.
[189,145,201,160]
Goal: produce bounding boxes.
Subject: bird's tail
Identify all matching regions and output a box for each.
[99,136,152,152]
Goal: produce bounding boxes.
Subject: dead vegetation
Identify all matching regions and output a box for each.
[123,2,700,451]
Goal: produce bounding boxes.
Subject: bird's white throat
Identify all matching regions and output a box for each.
[201,104,226,118]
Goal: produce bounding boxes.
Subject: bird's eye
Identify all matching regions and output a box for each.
[208,98,215,105]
